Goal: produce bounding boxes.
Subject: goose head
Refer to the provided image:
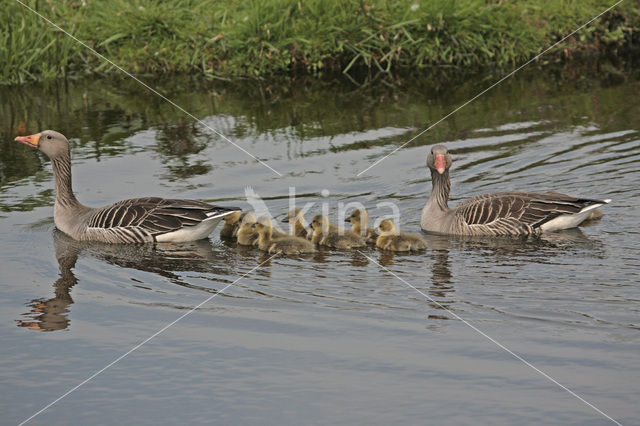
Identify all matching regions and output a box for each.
[378,218,398,236]
[16,130,70,159]
[311,214,330,233]
[427,145,452,175]
[282,208,303,223]
[239,212,257,229]
[345,208,368,226]
[223,211,243,226]
[252,216,273,235]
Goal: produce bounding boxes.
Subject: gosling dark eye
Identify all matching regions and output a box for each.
[46,135,52,139]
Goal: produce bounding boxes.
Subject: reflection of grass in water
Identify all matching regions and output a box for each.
[165,161,212,181]
[2,0,638,83]
[0,188,54,213]
[1,67,638,213]
[1,68,638,199]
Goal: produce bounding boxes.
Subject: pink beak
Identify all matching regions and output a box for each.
[434,154,446,174]
[15,133,41,149]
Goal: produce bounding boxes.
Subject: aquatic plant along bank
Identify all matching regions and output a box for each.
[3,0,639,84]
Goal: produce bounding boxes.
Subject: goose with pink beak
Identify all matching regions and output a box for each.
[420,144,611,236]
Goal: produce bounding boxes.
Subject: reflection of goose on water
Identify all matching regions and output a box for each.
[421,227,602,257]
[421,145,611,236]
[17,232,78,332]
[15,130,240,243]
[17,230,237,332]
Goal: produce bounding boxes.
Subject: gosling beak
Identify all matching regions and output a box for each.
[434,153,446,174]
[344,217,351,223]
[15,133,41,149]
[281,216,289,223]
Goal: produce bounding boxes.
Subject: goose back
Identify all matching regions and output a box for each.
[82,197,237,243]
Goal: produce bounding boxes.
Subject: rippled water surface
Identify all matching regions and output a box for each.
[1,69,639,425]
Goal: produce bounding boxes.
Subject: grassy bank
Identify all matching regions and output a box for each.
[2,0,639,84]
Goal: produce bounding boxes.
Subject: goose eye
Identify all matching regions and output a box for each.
[46,135,52,140]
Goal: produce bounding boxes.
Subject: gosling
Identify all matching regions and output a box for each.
[345,208,378,244]
[309,215,339,244]
[232,212,250,238]
[376,219,427,252]
[219,211,243,239]
[282,208,311,239]
[237,212,259,246]
[311,214,366,249]
[253,216,315,255]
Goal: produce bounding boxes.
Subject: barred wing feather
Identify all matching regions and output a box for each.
[455,192,604,234]
[86,197,237,241]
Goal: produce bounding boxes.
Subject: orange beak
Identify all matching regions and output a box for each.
[434,154,446,174]
[15,133,41,149]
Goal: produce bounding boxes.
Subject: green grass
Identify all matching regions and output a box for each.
[1,0,638,84]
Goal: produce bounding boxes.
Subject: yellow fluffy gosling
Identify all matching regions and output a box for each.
[237,212,259,246]
[376,219,427,252]
[282,208,311,239]
[309,214,336,245]
[311,214,366,249]
[346,208,378,244]
[219,211,243,239]
[254,216,315,255]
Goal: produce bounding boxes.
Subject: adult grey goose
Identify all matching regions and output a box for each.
[15,130,240,243]
[420,145,611,236]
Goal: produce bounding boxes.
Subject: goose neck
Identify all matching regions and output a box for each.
[352,221,362,235]
[51,154,80,209]
[430,169,450,211]
[259,227,272,243]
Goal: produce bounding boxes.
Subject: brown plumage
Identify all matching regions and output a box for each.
[311,214,366,249]
[376,219,427,252]
[345,208,378,244]
[420,145,611,236]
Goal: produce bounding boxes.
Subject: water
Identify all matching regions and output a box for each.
[1,69,639,425]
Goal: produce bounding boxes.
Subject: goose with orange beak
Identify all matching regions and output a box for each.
[14,130,240,243]
[420,144,611,236]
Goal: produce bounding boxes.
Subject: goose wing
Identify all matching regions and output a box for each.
[86,197,239,241]
[454,192,604,235]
